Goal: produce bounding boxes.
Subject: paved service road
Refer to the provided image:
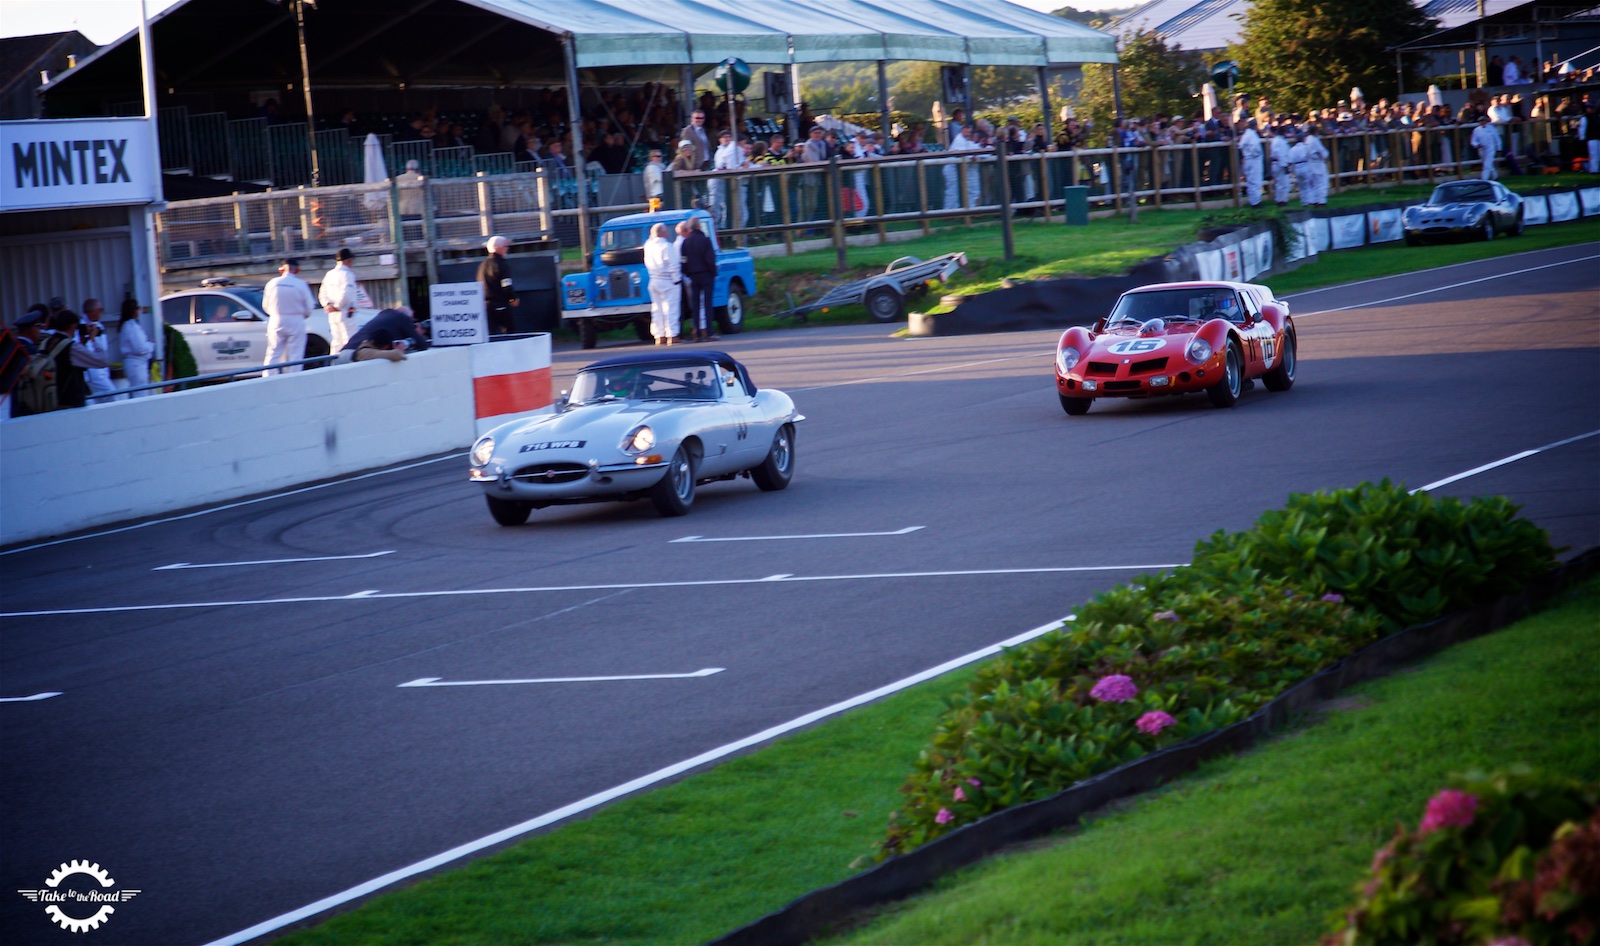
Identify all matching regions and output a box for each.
[2,244,1596,945]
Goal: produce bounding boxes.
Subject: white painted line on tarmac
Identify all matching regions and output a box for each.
[672,526,924,543]
[1292,253,1600,317]
[201,612,1075,946]
[1412,430,1600,494]
[400,668,724,688]
[791,354,1044,392]
[0,564,1180,619]
[1,453,465,557]
[154,551,395,571]
[1282,244,1600,303]
[0,692,63,703]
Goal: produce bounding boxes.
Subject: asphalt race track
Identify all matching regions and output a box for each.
[3,244,1597,946]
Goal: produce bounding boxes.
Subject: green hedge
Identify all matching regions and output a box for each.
[879,482,1557,858]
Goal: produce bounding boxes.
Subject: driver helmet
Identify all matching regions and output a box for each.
[1216,294,1240,318]
[606,370,637,397]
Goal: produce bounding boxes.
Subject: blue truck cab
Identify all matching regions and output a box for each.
[561,208,756,348]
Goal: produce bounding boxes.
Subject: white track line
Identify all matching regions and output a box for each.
[201,613,1074,946]
[671,527,924,543]
[1289,252,1600,316]
[1282,243,1600,302]
[154,551,394,571]
[0,692,63,703]
[0,564,1181,619]
[1412,430,1600,494]
[399,669,724,688]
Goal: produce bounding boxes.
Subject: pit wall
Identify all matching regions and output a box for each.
[0,335,550,547]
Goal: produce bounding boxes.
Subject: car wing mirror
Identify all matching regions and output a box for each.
[1090,317,1106,334]
[556,390,569,410]
[232,310,257,321]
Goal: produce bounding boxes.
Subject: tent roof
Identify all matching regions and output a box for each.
[44,0,1116,104]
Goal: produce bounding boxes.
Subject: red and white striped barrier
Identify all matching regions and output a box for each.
[469,335,552,437]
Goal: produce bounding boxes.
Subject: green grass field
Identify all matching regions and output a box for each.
[281,576,1598,946]
[829,578,1600,946]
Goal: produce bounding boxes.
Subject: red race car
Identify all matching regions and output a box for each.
[1054,280,1296,415]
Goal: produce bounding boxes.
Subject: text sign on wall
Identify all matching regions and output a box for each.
[1,118,160,212]
[429,282,487,345]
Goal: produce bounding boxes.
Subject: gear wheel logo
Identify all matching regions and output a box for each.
[16,860,139,933]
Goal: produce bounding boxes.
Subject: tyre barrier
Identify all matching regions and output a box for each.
[710,546,1600,946]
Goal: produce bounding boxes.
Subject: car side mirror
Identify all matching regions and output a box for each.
[232,310,257,322]
[1090,318,1106,334]
[556,390,569,410]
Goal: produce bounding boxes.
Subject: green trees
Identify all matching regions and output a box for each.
[1229,0,1438,115]
[1075,30,1208,144]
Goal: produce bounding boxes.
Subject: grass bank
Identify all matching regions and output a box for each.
[830,578,1600,945]
[282,577,1596,946]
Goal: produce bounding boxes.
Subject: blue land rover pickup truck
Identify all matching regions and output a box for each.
[561,208,756,348]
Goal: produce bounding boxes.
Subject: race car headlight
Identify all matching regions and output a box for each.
[1185,337,1214,364]
[1056,346,1081,374]
[470,436,495,467]
[623,425,655,454]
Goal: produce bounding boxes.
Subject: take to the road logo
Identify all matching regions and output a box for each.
[17,861,140,933]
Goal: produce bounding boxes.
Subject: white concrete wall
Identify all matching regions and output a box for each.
[1,348,480,546]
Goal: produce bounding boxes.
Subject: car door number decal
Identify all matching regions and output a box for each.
[1262,338,1276,365]
[1107,339,1164,355]
[735,419,748,441]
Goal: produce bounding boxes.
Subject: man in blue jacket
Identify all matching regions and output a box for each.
[678,219,718,341]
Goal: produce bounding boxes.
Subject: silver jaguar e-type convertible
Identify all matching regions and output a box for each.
[468,350,803,525]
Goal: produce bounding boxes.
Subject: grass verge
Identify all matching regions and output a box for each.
[283,576,1595,946]
[827,577,1600,946]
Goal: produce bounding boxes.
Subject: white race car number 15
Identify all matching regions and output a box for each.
[1107,339,1165,355]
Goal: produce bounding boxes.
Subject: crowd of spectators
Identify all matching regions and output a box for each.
[5,295,150,418]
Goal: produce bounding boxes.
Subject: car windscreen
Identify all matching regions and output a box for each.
[599,227,648,252]
[1430,184,1494,205]
[1108,288,1240,327]
[570,362,721,404]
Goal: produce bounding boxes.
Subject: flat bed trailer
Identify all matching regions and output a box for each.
[786,252,967,322]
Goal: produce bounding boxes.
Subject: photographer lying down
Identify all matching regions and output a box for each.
[338,307,430,363]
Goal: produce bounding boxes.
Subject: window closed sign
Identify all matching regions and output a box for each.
[1,118,159,211]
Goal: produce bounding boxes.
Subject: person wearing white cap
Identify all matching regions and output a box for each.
[318,248,366,351]
[478,235,518,335]
[1470,115,1500,180]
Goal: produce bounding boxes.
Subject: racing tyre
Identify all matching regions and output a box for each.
[1262,325,1296,392]
[715,285,745,335]
[1404,233,1420,247]
[751,424,795,491]
[1480,217,1495,242]
[1059,394,1092,416]
[486,495,532,526]
[650,446,697,516]
[304,334,331,368]
[1510,208,1525,237]
[864,285,905,322]
[1206,339,1243,408]
[578,318,598,349]
[632,317,653,343]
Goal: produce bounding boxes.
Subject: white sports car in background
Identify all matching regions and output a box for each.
[469,350,803,525]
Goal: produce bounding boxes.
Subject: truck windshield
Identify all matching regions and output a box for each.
[600,227,648,252]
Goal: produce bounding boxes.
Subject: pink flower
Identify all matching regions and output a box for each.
[1090,674,1138,703]
[1152,610,1180,622]
[935,808,954,825]
[1136,710,1177,735]
[1419,789,1478,833]
[1321,592,1345,603]
[967,778,981,787]
[953,786,967,802]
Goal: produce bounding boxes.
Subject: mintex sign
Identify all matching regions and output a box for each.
[1,118,160,212]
